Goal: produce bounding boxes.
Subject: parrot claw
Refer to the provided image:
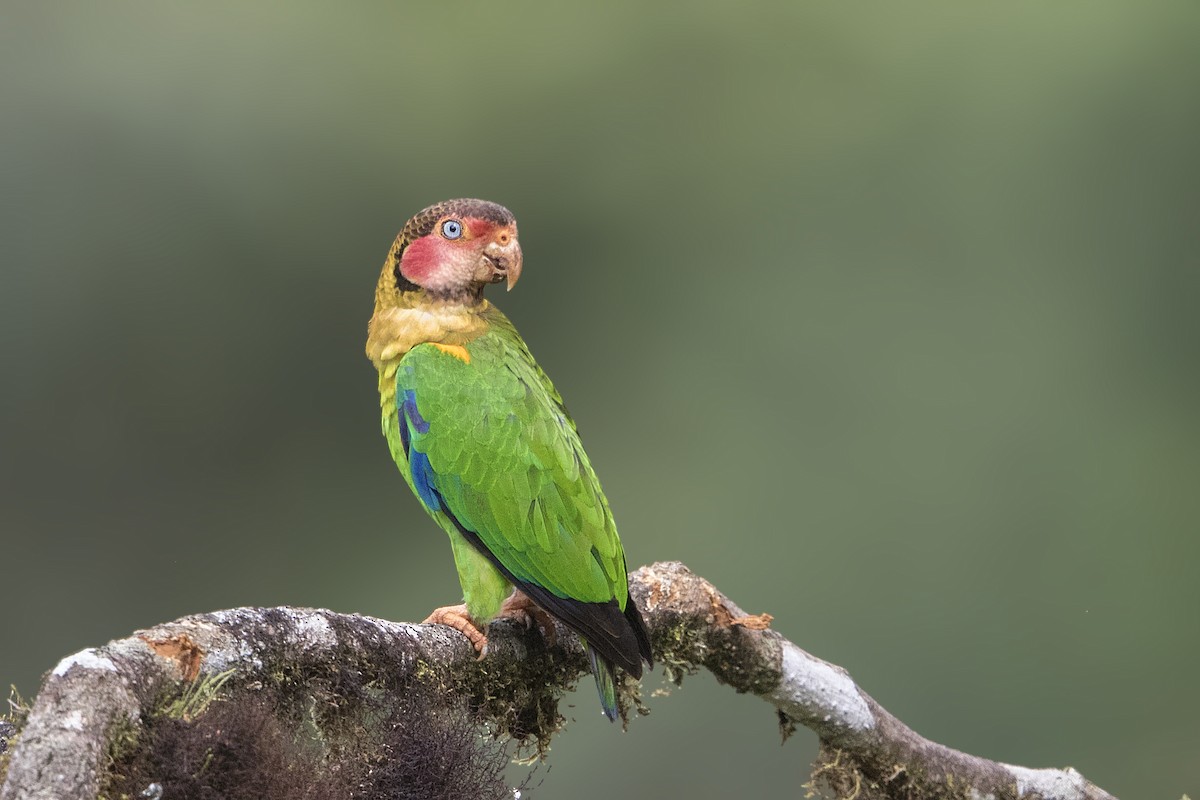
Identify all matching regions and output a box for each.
[499,591,558,647]
[423,604,488,658]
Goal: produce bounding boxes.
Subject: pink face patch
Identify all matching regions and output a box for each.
[398,235,446,284]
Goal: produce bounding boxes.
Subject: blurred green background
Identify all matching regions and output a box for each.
[2,2,1198,797]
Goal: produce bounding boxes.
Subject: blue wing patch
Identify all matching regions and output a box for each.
[398,388,440,511]
[409,449,442,512]
[400,389,430,433]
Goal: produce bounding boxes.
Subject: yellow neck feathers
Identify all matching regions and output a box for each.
[365,257,489,369]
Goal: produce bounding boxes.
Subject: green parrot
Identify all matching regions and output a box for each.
[365,198,652,720]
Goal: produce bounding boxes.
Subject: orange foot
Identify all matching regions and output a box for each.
[499,590,558,647]
[423,604,487,657]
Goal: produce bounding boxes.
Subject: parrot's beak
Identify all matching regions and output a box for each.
[483,237,522,291]
[505,246,522,291]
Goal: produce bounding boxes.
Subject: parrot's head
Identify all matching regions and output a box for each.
[388,198,522,300]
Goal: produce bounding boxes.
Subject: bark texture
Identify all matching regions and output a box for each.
[1,561,1116,800]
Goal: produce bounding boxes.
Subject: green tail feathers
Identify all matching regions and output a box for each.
[587,644,619,722]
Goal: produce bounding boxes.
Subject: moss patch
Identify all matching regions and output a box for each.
[803,743,996,800]
[650,613,708,686]
[0,687,30,788]
[420,621,591,758]
[100,678,529,800]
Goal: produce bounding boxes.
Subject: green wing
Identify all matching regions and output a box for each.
[395,313,629,610]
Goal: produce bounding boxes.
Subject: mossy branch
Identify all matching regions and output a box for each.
[0,561,1116,800]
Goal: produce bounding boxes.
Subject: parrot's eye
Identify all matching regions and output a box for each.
[441,220,463,240]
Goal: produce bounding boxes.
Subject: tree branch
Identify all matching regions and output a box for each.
[1,561,1115,800]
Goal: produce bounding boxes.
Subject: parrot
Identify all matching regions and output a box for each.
[365,198,652,720]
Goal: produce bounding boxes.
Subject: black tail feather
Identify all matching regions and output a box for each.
[624,595,654,669]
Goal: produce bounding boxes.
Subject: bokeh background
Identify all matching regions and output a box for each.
[2,2,1198,797]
